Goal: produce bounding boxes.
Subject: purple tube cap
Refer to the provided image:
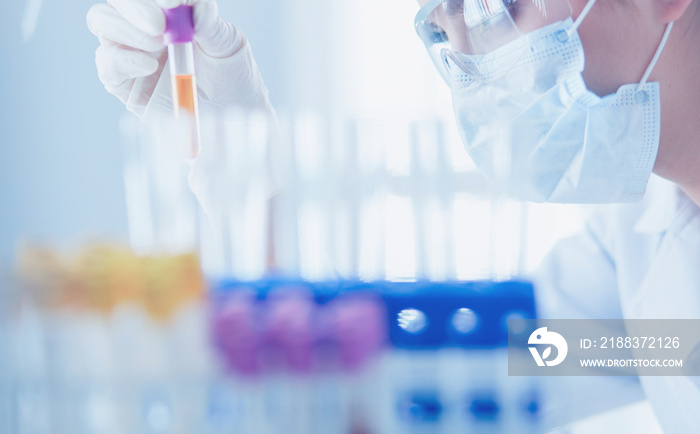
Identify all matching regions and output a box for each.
[264,296,315,373]
[163,5,195,45]
[211,294,261,376]
[331,296,387,371]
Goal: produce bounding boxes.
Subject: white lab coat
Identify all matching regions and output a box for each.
[534,175,700,433]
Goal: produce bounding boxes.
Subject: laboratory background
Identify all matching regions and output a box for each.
[0,0,582,269]
[0,0,668,432]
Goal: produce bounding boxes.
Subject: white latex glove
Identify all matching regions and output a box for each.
[87,0,273,117]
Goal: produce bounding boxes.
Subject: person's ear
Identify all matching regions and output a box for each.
[655,0,694,23]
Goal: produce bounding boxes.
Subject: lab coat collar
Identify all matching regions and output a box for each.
[633,175,681,234]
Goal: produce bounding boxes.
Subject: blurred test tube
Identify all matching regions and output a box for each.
[489,197,528,280]
[195,109,272,281]
[409,119,457,282]
[271,113,334,281]
[121,115,200,256]
[334,119,388,281]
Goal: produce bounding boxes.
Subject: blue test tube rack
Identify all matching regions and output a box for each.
[210,278,541,433]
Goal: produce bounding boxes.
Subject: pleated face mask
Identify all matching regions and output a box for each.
[415,0,673,203]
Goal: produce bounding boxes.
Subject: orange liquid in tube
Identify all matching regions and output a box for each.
[173,74,197,114]
[171,74,201,157]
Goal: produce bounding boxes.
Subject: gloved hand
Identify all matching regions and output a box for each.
[87,0,273,118]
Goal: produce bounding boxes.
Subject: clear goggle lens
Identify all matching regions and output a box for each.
[415,0,572,81]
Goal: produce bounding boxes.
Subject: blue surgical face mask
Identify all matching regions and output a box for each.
[445,13,673,203]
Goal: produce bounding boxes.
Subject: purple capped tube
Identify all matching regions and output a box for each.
[163,5,200,157]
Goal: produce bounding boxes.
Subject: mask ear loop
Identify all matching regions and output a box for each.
[566,0,673,101]
[567,0,598,38]
[636,22,674,94]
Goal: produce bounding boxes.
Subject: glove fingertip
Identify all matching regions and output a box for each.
[155,0,184,9]
[141,55,161,76]
[86,4,112,36]
[149,12,167,36]
[86,4,99,33]
[193,0,217,28]
[109,0,166,36]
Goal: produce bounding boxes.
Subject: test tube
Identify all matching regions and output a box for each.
[163,5,201,158]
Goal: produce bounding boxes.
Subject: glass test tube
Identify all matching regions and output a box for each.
[164,5,201,158]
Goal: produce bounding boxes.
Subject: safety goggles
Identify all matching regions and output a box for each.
[414,0,573,82]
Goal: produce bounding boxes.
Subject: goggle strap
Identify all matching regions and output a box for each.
[637,21,674,92]
[414,0,446,29]
[567,0,598,38]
